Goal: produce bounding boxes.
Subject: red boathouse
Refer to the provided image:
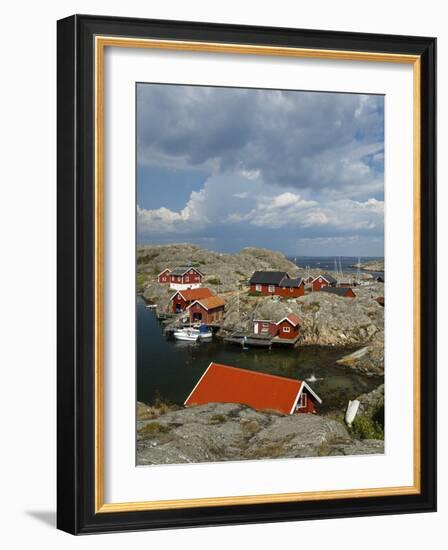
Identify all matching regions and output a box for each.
[184,363,322,415]
[187,296,225,324]
[170,287,214,313]
[253,313,302,340]
[275,313,302,339]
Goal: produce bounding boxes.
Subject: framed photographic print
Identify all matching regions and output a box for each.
[57,14,436,534]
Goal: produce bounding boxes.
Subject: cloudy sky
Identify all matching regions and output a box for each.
[136,84,384,256]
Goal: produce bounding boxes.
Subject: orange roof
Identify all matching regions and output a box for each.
[188,296,225,310]
[185,363,304,415]
[175,287,214,302]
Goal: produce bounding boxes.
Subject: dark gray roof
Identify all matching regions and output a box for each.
[249,271,288,285]
[171,266,203,276]
[279,277,304,288]
[321,287,354,296]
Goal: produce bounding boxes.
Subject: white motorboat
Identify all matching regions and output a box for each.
[173,328,200,342]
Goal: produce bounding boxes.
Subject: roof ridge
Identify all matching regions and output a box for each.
[210,362,301,385]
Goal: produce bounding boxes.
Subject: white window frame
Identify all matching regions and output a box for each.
[283,326,291,333]
[185,276,189,282]
[268,285,275,293]
[297,393,307,409]
[255,284,262,292]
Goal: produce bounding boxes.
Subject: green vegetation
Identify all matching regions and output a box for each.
[138,422,170,436]
[248,290,263,296]
[209,414,226,424]
[350,414,384,440]
[242,420,260,435]
[136,272,149,291]
[207,277,222,285]
[301,301,321,313]
[137,252,159,265]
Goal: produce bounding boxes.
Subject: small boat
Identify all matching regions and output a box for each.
[197,325,213,341]
[145,304,157,309]
[173,328,200,342]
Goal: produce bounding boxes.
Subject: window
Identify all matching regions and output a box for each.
[283,326,290,333]
[256,284,262,292]
[177,277,181,282]
[297,393,307,409]
[190,270,194,274]
[268,285,275,293]
[185,276,189,282]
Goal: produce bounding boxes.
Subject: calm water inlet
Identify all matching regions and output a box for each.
[136,296,382,413]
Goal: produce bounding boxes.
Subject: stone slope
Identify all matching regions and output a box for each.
[137,402,384,465]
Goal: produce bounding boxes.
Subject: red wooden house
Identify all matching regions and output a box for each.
[170,287,214,313]
[187,295,225,324]
[311,274,337,292]
[275,313,302,339]
[157,268,171,283]
[253,319,278,337]
[249,271,305,297]
[184,363,322,415]
[321,287,356,298]
[167,266,204,290]
[253,313,302,340]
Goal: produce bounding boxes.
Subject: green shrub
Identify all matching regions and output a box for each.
[209,414,226,424]
[248,291,263,296]
[301,301,321,313]
[139,422,169,436]
[137,252,159,265]
[350,415,384,440]
[207,277,222,285]
[136,272,148,290]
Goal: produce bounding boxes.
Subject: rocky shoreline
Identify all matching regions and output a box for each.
[136,244,385,464]
[138,244,384,375]
[136,391,384,465]
[352,259,384,272]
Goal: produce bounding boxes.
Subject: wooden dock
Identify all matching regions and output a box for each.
[224,332,273,348]
[272,334,301,346]
[224,331,300,349]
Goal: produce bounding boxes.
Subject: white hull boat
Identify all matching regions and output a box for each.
[173,328,200,342]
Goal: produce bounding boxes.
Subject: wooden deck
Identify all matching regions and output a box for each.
[224,332,273,348]
[271,334,301,346]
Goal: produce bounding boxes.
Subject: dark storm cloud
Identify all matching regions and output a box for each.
[137,84,384,194]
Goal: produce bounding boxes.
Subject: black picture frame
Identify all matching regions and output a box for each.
[57,14,436,534]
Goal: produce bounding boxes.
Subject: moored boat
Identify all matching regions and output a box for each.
[173,328,200,342]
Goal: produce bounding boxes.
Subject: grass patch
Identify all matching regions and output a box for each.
[350,415,384,440]
[301,301,321,313]
[137,252,159,265]
[209,414,227,424]
[139,422,170,436]
[248,291,263,297]
[136,272,149,291]
[207,277,222,285]
[244,440,290,459]
[242,420,260,435]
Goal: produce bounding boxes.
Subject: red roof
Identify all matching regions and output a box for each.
[276,313,302,327]
[184,363,304,415]
[188,296,225,310]
[174,288,214,302]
